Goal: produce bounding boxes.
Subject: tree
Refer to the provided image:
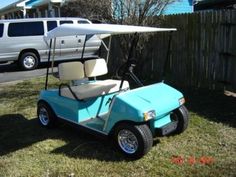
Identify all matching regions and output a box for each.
[61,0,113,22]
[112,0,177,25]
[61,0,177,24]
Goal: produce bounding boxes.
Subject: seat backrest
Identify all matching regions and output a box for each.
[84,58,108,77]
[58,62,84,80]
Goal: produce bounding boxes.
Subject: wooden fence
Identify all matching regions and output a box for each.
[107,10,236,91]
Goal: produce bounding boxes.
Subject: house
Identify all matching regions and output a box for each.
[0,0,195,20]
[194,0,236,11]
[0,0,64,19]
[162,0,194,15]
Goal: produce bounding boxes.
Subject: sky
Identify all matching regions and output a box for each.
[0,0,19,9]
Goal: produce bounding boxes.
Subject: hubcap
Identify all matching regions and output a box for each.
[170,112,179,122]
[118,129,138,154]
[38,107,49,126]
[23,56,35,69]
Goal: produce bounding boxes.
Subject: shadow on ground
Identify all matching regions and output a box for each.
[0,62,50,73]
[182,88,236,128]
[0,114,136,161]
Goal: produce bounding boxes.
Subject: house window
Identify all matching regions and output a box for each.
[47,21,57,31]
[59,20,73,25]
[0,24,3,37]
[8,22,44,37]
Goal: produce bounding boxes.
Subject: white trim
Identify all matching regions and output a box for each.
[16,0,30,8]
[58,116,108,135]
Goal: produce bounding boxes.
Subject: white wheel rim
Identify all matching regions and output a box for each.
[39,107,49,126]
[23,56,35,69]
[118,129,138,154]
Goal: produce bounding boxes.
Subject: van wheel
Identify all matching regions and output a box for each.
[19,52,39,70]
[113,123,153,159]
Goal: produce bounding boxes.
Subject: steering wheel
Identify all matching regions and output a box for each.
[116,59,137,79]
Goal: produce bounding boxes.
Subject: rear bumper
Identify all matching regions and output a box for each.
[155,121,178,136]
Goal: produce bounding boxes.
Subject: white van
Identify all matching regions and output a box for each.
[0,17,101,70]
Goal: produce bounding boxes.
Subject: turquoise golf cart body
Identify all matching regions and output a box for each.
[37,24,189,159]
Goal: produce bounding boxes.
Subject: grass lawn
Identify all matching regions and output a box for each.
[0,77,235,177]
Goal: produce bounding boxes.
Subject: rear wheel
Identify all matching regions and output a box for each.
[37,102,56,128]
[113,123,153,159]
[170,105,189,134]
[19,52,39,70]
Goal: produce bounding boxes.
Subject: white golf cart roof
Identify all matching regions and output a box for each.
[44,24,177,41]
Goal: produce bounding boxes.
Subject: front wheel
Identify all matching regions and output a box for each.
[19,52,39,70]
[37,102,57,128]
[113,123,153,159]
[170,105,189,134]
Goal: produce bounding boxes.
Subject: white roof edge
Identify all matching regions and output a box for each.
[0,17,90,23]
[44,24,177,41]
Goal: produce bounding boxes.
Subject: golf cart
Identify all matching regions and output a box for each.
[37,24,189,159]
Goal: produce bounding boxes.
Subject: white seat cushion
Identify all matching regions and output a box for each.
[84,58,108,77]
[58,62,84,80]
[60,79,129,100]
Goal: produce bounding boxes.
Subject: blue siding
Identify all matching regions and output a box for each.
[163,0,193,15]
[26,0,40,7]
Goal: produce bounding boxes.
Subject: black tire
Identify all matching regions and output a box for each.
[170,105,189,134]
[37,102,57,128]
[113,123,153,159]
[19,52,39,70]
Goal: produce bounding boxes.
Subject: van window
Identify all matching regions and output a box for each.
[60,20,73,25]
[78,20,89,24]
[0,24,3,37]
[47,21,57,31]
[8,22,44,37]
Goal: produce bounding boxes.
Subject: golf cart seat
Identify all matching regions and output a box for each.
[58,61,85,81]
[84,58,129,92]
[58,59,129,100]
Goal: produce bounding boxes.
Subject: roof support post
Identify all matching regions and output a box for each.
[45,39,53,90]
[23,6,26,18]
[58,6,61,17]
[162,31,173,81]
[36,8,41,17]
[48,2,54,17]
[11,12,15,19]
